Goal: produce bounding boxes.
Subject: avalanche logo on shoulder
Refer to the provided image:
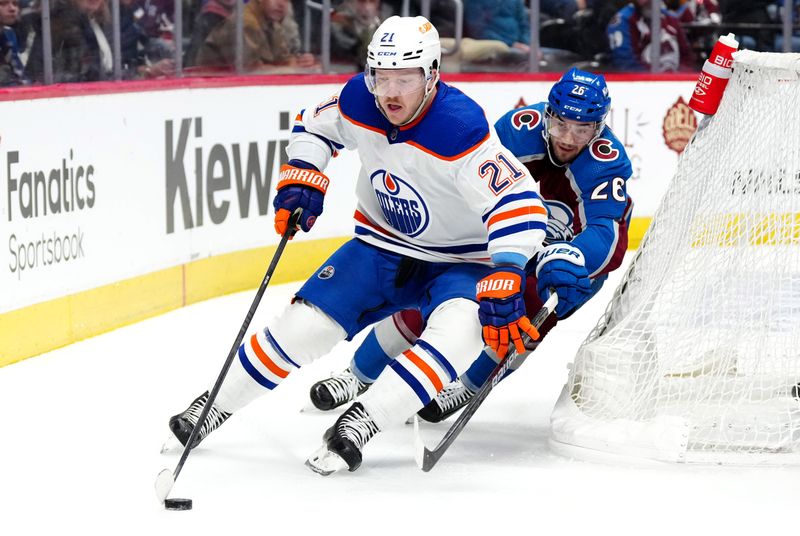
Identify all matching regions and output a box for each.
[511,109,541,131]
[370,169,429,237]
[318,265,335,280]
[589,138,620,162]
[544,200,574,243]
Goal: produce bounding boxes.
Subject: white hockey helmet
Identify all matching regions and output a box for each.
[365,16,440,90]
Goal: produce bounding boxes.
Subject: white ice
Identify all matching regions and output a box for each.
[3,254,799,535]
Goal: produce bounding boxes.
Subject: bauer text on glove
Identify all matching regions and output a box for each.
[535,243,592,318]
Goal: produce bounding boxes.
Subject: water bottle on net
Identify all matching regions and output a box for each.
[688,33,740,116]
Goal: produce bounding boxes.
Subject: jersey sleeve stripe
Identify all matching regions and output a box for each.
[488,221,547,242]
[291,125,345,153]
[486,205,548,227]
[482,191,543,222]
[354,210,489,255]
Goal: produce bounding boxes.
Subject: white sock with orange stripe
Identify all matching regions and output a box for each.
[359,298,483,429]
[214,301,347,414]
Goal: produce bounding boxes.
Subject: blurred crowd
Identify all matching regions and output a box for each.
[1,0,798,86]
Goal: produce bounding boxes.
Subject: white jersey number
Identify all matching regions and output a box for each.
[591,177,626,202]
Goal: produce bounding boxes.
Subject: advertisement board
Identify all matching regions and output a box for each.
[0,74,699,363]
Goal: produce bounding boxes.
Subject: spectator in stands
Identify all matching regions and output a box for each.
[0,0,27,85]
[607,0,695,72]
[463,0,530,53]
[195,0,317,72]
[25,0,115,82]
[718,0,774,51]
[381,0,455,37]
[665,0,720,22]
[128,0,176,61]
[120,0,174,78]
[185,0,234,67]
[774,0,800,52]
[433,0,532,71]
[330,0,381,69]
[542,0,588,20]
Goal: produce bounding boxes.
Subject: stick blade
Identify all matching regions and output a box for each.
[155,469,175,503]
[412,416,438,472]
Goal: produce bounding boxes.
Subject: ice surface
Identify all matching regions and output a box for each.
[2,253,798,534]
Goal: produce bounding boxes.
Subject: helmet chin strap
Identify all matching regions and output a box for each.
[542,129,567,168]
[376,73,440,127]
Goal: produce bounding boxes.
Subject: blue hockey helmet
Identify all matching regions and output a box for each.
[547,68,611,123]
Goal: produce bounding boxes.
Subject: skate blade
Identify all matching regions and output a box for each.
[154,469,175,503]
[160,434,182,454]
[305,444,348,476]
[299,402,322,414]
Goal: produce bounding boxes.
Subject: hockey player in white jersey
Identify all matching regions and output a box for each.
[308,68,634,423]
[166,16,548,475]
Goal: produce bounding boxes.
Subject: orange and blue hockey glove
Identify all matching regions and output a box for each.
[273,161,330,238]
[476,265,540,360]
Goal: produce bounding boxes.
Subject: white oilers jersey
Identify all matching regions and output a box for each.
[286,74,547,266]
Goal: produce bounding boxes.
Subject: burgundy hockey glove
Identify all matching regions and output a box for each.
[273,163,330,237]
[476,266,540,360]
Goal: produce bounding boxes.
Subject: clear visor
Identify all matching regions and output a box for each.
[365,67,428,97]
[545,110,601,145]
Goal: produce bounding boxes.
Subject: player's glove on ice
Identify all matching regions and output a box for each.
[476,265,540,360]
[535,243,592,318]
[273,161,329,237]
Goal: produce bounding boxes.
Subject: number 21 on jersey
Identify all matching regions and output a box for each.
[479,153,525,195]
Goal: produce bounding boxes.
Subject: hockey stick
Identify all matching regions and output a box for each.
[155,210,300,505]
[413,291,558,472]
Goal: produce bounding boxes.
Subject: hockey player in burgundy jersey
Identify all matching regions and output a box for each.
[167,16,548,475]
[309,68,634,423]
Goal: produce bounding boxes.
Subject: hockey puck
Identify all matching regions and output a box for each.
[164,498,193,511]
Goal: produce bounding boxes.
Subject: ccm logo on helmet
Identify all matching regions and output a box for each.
[590,139,619,162]
[511,109,541,131]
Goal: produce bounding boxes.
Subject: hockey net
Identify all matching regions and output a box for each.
[550,50,800,465]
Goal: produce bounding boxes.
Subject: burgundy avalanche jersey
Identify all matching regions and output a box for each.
[494,102,634,279]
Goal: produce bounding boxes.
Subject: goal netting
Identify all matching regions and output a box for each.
[550,50,800,464]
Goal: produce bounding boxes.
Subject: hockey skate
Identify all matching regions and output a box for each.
[168,391,232,449]
[309,368,370,411]
[417,379,476,423]
[305,402,380,476]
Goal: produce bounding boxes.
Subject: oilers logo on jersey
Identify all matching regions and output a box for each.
[370,169,430,237]
[318,265,335,279]
[543,200,575,243]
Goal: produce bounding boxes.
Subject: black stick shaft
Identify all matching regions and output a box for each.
[171,213,299,482]
[421,291,558,471]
